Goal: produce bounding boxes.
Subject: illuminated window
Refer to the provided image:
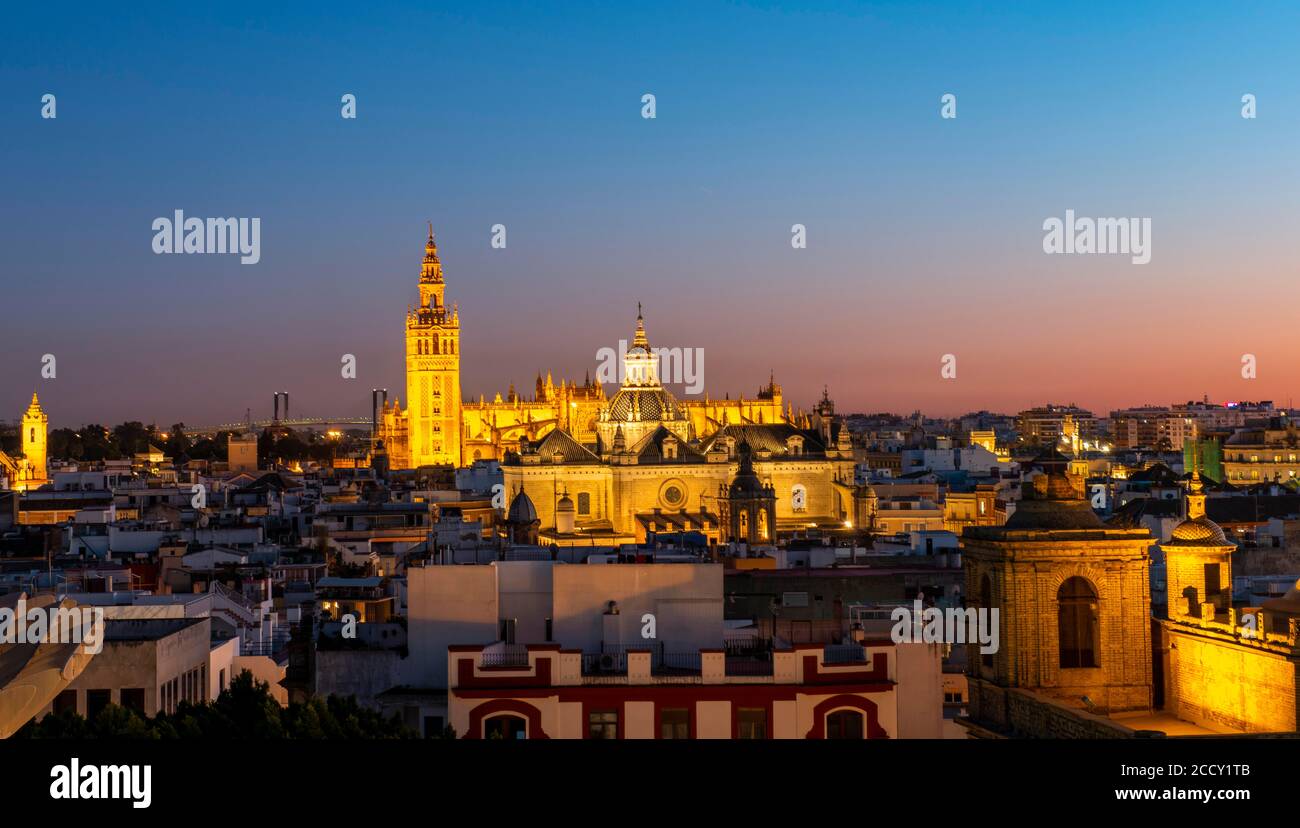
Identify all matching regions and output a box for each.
[1058,577,1099,668]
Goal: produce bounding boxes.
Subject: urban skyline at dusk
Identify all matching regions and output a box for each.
[7,1,1300,425]
[5,2,1300,806]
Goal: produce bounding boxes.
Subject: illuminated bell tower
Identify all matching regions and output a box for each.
[405,225,462,467]
[1162,457,1235,623]
[19,392,49,491]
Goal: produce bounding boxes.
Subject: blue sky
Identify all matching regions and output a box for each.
[4,1,1300,426]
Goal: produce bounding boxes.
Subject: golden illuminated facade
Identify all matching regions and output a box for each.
[1,393,49,492]
[461,373,607,464]
[376,227,872,543]
[962,450,1157,721]
[381,228,802,470]
[500,315,868,544]
[382,226,462,468]
[961,448,1300,737]
[1155,460,1300,733]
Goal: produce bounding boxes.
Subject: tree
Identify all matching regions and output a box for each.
[78,424,114,461]
[112,422,150,456]
[165,423,192,458]
[48,428,83,460]
[14,670,415,739]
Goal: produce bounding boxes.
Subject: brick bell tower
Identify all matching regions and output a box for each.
[404,224,462,468]
[961,449,1156,728]
[18,392,49,491]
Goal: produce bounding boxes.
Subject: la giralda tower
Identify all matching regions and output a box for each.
[405,224,462,467]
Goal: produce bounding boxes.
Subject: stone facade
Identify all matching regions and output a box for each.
[962,452,1156,727]
[964,531,1155,714]
[380,229,807,470]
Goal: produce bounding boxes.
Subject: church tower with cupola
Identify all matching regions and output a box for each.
[596,307,693,455]
[718,442,777,544]
[961,449,1156,724]
[18,392,49,491]
[404,225,462,467]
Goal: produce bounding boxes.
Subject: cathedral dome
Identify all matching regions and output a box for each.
[606,387,683,423]
[556,493,575,513]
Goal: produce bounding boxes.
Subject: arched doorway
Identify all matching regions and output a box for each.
[825,709,864,739]
[484,714,527,740]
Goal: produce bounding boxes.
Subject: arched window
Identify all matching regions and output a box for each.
[826,710,864,739]
[738,510,749,538]
[758,510,768,540]
[1058,577,1099,668]
[980,574,994,669]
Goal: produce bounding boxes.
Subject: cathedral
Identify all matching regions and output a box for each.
[380,228,875,543]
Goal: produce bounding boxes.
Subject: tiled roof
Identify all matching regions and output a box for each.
[1127,463,1180,485]
[1207,494,1300,524]
[631,427,707,463]
[1106,497,1183,528]
[698,424,828,457]
[533,429,602,464]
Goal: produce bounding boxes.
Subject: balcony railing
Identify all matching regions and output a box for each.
[822,643,868,665]
[724,656,774,676]
[652,652,702,675]
[582,651,628,675]
[479,643,530,669]
[574,643,785,678]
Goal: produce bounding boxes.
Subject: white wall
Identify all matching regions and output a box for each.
[405,565,499,688]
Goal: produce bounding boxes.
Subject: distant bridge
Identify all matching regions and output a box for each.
[185,417,374,436]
